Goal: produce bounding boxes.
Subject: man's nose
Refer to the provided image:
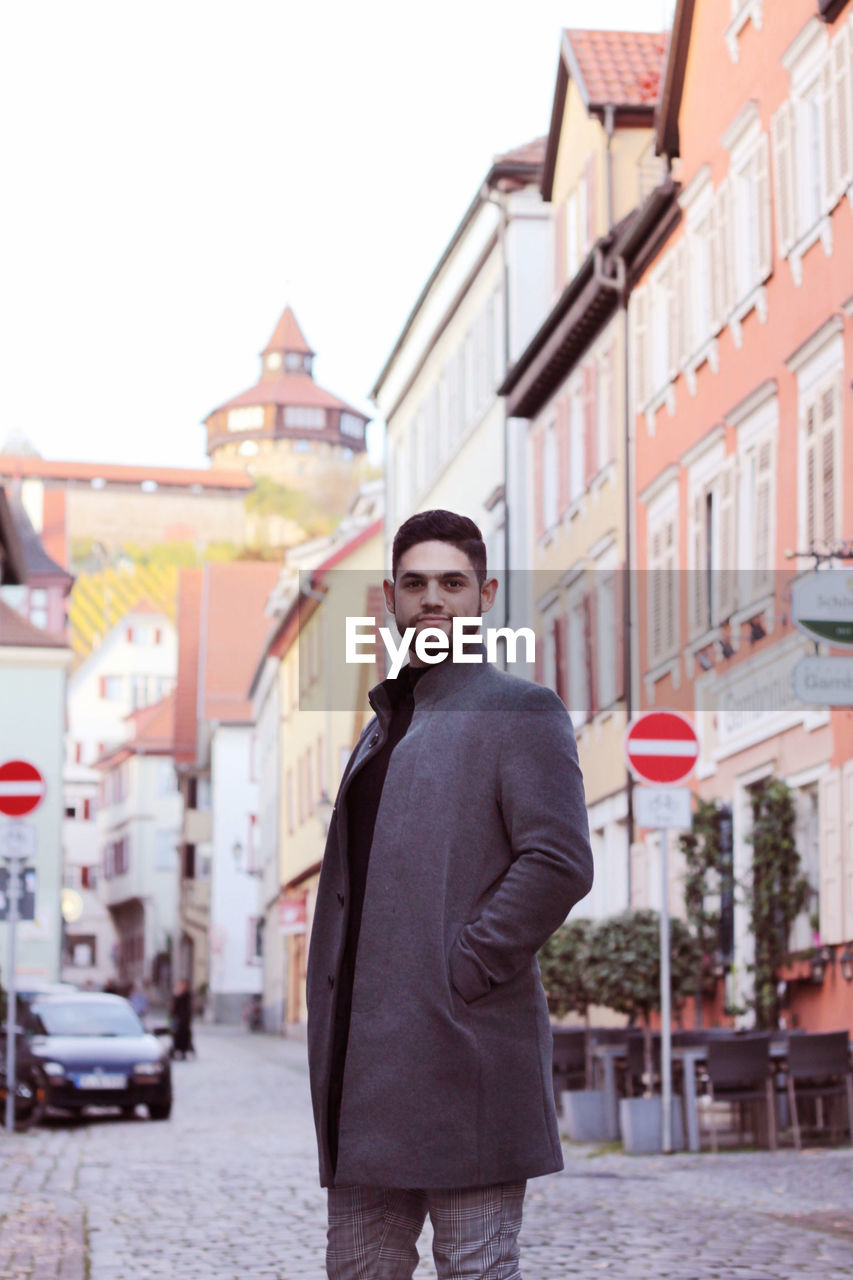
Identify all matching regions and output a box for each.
[422,577,444,608]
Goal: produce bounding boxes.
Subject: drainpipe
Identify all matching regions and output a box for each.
[604,104,616,232]
[593,241,635,905]
[481,183,511,634]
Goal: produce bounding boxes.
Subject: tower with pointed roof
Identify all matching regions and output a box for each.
[204,306,370,516]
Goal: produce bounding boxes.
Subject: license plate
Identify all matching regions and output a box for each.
[75,1073,127,1089]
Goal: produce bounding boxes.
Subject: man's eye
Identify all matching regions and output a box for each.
[445,579,465,589]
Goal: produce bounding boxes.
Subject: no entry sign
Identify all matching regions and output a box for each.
[0,760,46,818]
[625,711,699,786]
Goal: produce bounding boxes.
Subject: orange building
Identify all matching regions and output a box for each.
[629,0,853,1029]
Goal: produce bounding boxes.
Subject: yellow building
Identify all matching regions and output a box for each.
[500,29,668,919]
[251,495,384,1030]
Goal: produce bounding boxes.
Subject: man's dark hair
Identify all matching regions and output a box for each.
[391,510,487,583]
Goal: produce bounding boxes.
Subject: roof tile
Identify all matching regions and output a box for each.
[566,29,666,108]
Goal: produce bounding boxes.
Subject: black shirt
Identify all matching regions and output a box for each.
[327,664,427,1169]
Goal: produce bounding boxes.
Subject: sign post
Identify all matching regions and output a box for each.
[625,711,699,1154]
[0,759,45,1134]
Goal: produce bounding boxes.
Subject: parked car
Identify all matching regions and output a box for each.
[22,993,172,1120]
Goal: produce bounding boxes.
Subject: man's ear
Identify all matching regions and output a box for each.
[480,576,498,615]
[382,577,395,615]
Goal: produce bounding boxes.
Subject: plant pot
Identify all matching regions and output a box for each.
[560,1089,619,1142]
[619,1096,685,1154]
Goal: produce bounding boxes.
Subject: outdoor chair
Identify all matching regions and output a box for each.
[702,1033,777,1152]
[784,1031,853,1151]
[551,1027,587,1103]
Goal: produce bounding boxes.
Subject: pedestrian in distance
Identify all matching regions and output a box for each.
[128,984,149,1022]
[169,979,195,1060]
[307,509,593,1280]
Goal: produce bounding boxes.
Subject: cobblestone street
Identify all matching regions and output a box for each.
[0,1023,852,1279]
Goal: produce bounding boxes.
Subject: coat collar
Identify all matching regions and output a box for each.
[368,647,490,725]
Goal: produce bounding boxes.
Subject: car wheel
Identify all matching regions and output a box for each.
[148,1099,172,1121]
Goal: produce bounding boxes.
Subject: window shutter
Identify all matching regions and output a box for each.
[604,346,617,465]
[585,152,596,242]
[820,43,841,210]
[614,565,626,701]
[771,101,796,256]
[554,614,568,706]
[842,759,853,945]
[670,241,687,373]
[712,178,734,328]
[665,254,679,380]
[631,285,649,411]
[754,133,773,281]
[804,399,818,548]
[820,380,840,545]
[583,362,597,485]
[753,437,775,593]
[833,24,853,197]
[555,202,567,290]
[663,517,678,655]
[717,457,738,621]
[585,589,598,717]
[819,769,844,945]
[650,527,663,664]
[533,431,545,540]
[688,490,708,637]
[557,396,571,514]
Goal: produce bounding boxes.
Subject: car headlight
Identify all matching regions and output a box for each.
[41,1061,65,1078]
[132,1062,166,1076]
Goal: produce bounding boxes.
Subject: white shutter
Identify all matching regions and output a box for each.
[822,43,840,209]
[717,456,738,621]
[753,436,774,594]
[650,525,663,663]
[819,379,840,546]
[631,285,649,411]
[838,21,853,193]
[819,769,844,946]
[712,178,734,328]
[663,516,678,655]
[771,100,796,256]
[804,398,819,549]
[665,254,679,380]
[688,490,708,636]
[842,759,853,946]
[756,133,773,281]
[673,239,688,370]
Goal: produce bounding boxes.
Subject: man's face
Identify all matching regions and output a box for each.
[383,539,497,663]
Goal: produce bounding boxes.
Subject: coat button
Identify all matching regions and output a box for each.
[337,892,345,907]
[328,974,335,989]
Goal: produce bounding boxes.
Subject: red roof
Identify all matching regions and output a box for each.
[209,374,368,421]
[173,568,203,763]
[0,598,67,649]
[0,457,253,491]
[200,562,280,724]
[493,137,547,167]
[262,305,314,357]
[565,29,666,108]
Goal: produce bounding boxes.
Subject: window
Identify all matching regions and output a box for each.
[248,916,264,963]
[227,405,264,432]
[67,935,96,968]
[802,377,842,550]
[569,383,585,504]
[81,865,97,890]
[29,588,48,630]
[566,190,580,278]
[542,423,558,532]
[567,597,590,727]
[285,406,325,430]
[597,574,616,710]
[729,132,772,302]
[182,843,196,879]
[688,456,737,636]
[596,348,614,472]
[647,506,679,666]
[340,413,364,439]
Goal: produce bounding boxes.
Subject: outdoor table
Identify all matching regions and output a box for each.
[593,1036,794,1153]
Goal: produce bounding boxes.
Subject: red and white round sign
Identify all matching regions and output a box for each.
[0,759,47,817]
[625,711,699,786]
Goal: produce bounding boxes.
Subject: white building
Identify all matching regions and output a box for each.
[95,695,182,996]
[371,138,551,634]
[62,601,177,988]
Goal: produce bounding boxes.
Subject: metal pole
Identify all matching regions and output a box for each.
[4,853,22,1134]
[659,828,673,1153]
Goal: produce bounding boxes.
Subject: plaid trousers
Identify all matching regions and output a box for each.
[326,1181,526,1280]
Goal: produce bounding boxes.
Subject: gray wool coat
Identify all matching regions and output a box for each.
[306,656,593,1190]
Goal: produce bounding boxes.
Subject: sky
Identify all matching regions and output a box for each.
[1,0,673,470]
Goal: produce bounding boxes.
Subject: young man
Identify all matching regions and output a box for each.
[307,510,593,1280]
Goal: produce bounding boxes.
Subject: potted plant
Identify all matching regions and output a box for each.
[539,920,613,1140]
[586,909,700,1153]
